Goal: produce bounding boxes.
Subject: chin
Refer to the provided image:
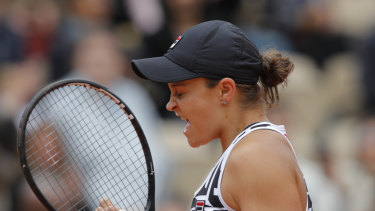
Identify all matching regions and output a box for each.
[187,137,212,148]
[187,139,201,148]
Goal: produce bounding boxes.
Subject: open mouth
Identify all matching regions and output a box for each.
[175,112,191,134]
[184,119,191,133]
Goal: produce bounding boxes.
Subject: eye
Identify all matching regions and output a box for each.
[169,86,186,99]
[176,92,184,97]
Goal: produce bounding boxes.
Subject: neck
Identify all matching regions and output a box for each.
[219,105,268,152]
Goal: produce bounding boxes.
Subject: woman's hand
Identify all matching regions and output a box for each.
[95,198,125,211]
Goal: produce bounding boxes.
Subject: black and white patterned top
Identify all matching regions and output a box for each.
[191,122,313,211]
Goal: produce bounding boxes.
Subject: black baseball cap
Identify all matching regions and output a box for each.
[131,20,262,84]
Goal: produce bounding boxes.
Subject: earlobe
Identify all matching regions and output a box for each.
[219,78,236,104]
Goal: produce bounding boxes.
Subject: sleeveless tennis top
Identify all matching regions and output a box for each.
[191,122,313,211]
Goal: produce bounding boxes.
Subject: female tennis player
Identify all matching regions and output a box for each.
[96,20,313,211]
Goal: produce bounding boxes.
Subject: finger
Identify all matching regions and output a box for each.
[100,198,114,208]
[103,206,120,211]
[95,207,104,211]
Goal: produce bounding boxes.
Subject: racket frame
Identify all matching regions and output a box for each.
[17,79,155,211]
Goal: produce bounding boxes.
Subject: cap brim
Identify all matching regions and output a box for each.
[131,56,199,83]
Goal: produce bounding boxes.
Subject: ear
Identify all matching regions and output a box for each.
[217,78,236,104]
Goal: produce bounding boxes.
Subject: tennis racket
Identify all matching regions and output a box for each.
[17,79,155,211]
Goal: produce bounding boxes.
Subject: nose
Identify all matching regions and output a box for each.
[166,97,177,112]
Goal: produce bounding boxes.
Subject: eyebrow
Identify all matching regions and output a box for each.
[169,81,187,88]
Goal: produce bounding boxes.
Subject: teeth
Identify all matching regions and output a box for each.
[174,111,189,123]
[184,120,190,133]
[175,112,186,121]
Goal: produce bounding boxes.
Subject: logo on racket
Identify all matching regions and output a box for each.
[170,36,182,49]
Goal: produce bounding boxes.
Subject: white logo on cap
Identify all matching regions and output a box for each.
[170,36,182,49]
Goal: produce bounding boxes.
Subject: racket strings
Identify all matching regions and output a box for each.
[24,84,150,211]
[60,85,146,209]
[27,92,90,210]
[25,106,82,209]
[81,86,149,199]
[72,86,146,206]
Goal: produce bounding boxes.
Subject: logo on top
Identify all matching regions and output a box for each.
[169,36,183,49]
[195,200,205,210]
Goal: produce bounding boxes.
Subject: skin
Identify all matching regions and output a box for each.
[95,199,121,211]
[166,77,307,210]
[96,77,307,210]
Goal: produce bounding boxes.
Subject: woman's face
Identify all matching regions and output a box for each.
[166,77,222,147]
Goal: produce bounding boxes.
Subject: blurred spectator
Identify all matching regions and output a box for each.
[320,116,375,211]
[355,26,375,209]
[249,0,351,68]
[0,59,49,124]
[141,0,206,59]
[0,59,49,211]
[289,1,351,68]
[0,21,23,63]
[360,27,375,115]
[203,0,240,22]
[49,0,116,81]
[122,0,164,35]
[0,0,62,81]
[326,0,375,39]
[0,0,62,64]
[261,0,308,30]
[0,0,27,63]
[140,0,240,58]
[355,117,375,211]
[23,0,61,59]
[0,118,18,209]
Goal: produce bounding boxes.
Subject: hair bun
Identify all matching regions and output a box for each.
[260,50,294,87]
[257,50,294,105]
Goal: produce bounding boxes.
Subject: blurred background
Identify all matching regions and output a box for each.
[0,0,375,210]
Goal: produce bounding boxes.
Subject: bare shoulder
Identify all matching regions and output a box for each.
[226,129,298,187]
[221,129,305,211]
[231,129,297,170]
